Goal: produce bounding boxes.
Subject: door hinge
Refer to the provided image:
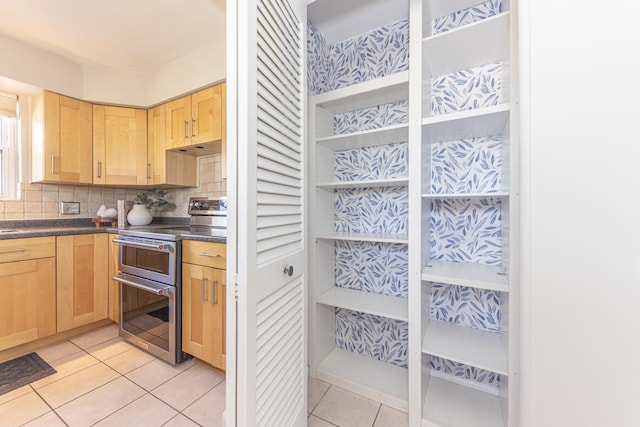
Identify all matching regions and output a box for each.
[234,273,239,302]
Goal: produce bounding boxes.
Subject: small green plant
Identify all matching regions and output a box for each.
[134,187,176,211]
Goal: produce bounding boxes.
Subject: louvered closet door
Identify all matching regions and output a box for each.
[228,0,307,426]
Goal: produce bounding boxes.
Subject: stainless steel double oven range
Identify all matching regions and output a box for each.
[112,197,227,365]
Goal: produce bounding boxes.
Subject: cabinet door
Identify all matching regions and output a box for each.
[0,258,56,351]
[220,82,227,180]
[33,91,92,184]
[147,104,166,185]
[108,233,120,323]
[148,104,197,187]
[165,95,191,150]
[93,105,147,185]
[191,85,222,145]
[182,240,227,269]
[182,263,226,370]
[57,234,109,332]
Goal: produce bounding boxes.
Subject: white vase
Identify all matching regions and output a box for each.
[127,204,153,226]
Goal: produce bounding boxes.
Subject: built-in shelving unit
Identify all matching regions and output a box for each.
[317,348,408,411]
[421,260,508,293]
[317,177,409,189]
[309,61,411,410]
[422,376,503,427]
[318,287,408,321]
[308,0,518,424]
[422,319,507,375]
[413,0,517,425]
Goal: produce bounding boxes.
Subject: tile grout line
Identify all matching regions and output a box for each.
[309,382,332,414]
[26,383,69,427]
[370,403,383,427]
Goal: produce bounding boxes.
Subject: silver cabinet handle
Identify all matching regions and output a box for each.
[0,248,27,254]
[184,120,189,138]
[192,119,196,137]
[112,239,168,251]
[51,155,55,175]
[113,275,170,295]
[97,161,102,178]
[198,253,222,258]
[147,163,151,179]
[211,280,216,306]
[201,277,206,303]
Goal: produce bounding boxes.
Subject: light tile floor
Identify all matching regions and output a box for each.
[307,378,409,427]
[0,325,408,427]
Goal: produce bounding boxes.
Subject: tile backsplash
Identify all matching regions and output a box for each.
[0,154,225,220]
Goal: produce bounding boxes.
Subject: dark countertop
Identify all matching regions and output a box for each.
[0,218,227,243]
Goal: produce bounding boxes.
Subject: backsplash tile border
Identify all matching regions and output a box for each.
[0,154,225,221]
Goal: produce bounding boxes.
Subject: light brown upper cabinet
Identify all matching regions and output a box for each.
[166,84,224,151]
[147,104,197,187]
[93,105,147,185]
[31,91,93,184]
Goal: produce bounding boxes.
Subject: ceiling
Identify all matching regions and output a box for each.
[0,0,226,73]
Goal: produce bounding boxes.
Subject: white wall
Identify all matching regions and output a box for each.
[0,34,225,107]
[82,66,149,107]
[0,34,83,98]
[83,38,227,106]
[520,1,640,426]
[147,39,227,105]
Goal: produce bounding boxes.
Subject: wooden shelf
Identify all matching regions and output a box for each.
[421,260,508,292]
[422,376,504,427]
[312,71,409,114]
[422,13,510,77]
[316,348,408,412]
[316,123,409,150]
[318,178,409,190]
[422,104,510,143]
[422,320,507,375]
[422,191,508,199]
[317,287,408,321]
[316,231,409,244]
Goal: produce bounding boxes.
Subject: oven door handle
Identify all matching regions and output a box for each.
[113,238,170,251]
[113,275,171,295]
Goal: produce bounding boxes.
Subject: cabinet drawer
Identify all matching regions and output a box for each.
[182,240,226,269]
[0,236,56,263]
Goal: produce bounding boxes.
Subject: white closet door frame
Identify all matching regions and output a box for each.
[226,0,307,426]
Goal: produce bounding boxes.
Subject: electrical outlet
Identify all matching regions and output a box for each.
[60,201,80,215]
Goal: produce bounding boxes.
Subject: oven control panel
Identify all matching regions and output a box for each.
[187,197,228,216]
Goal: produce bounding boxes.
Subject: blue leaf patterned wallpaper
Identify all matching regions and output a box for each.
[430,198,502,265]
[432,61,503,116]
[335,142,408,182]
[333,101,408,135]
[430,283,500,332]
[430,356,501,388]
[335,309,408,368]
[307,19,409,95]
[335,241,408,298]
[431,136,502,194]
[433,0,503,35]
[334,187,408,234]
[307,20,331,96]
[309,16,505,379]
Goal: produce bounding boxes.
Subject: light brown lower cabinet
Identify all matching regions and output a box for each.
[57,234,109,332]
[182,251,226,370]
[0,237,57,351]
[108,233,120,323]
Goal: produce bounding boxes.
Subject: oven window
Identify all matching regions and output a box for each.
[121,283,170,352]
[122,246,170,275]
